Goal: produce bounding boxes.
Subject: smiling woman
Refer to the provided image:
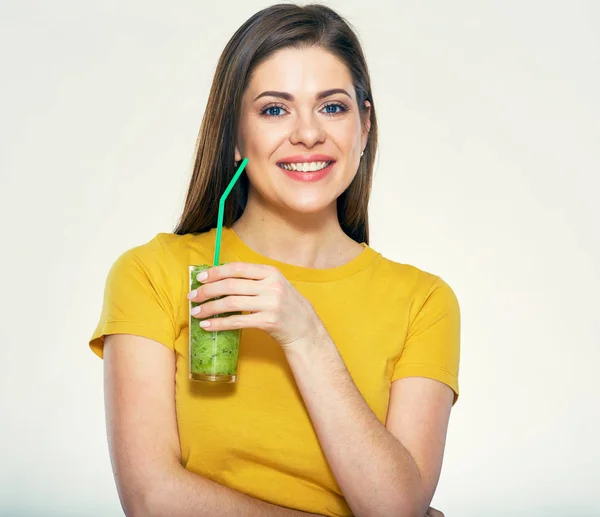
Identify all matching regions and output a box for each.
[173,9,377,251]
[89,4,459,517]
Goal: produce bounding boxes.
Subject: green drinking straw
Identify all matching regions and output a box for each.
[213,157,249,266]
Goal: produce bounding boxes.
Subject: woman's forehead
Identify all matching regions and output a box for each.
[247,49,354,100]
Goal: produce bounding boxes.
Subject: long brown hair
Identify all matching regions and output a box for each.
[173,3,378,245]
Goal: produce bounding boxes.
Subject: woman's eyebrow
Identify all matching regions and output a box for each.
[253,88,351,102]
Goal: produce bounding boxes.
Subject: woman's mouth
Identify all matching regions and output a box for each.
[277,161,333,172]
[276,161,336,182]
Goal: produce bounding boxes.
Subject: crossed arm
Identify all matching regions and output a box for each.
[283,324,454,517]
[103,331,453,517]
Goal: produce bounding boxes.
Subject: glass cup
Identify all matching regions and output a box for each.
[189,264,241,383]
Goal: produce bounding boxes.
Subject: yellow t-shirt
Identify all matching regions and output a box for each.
[89,226,460,517]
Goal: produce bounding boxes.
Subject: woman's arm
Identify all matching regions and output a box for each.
[284,325,454,517]
[103,333,324,517]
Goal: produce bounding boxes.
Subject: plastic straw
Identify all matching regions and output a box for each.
[214,157,248,266]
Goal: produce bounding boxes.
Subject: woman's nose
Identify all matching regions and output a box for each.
[289,114,326,146]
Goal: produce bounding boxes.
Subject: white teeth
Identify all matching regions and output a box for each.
[279,161,331,172]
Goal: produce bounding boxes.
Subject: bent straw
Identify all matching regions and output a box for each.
[214,157,248,266]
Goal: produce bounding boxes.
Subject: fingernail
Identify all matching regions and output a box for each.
[187,289,197,300]
[196,271,208,281]
[191,305,201,315]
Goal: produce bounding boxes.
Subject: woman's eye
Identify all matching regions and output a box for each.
[260,102,348,118]
[323,103,346,115]
[263,105,285,117]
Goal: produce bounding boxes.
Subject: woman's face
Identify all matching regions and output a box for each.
[235,45,371,215]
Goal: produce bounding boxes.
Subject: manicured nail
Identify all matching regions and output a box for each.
[187,289,197,300]
[191,306,201,315]
[200,320,211,328]
[196,271,208,282]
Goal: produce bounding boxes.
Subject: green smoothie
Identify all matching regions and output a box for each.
[189,264,241,382]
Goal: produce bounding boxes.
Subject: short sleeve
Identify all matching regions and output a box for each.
[89,236,177,358]
[391,276,461,405]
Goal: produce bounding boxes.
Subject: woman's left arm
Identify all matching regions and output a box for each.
[284,324,454,517]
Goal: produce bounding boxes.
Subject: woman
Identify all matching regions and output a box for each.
[89,4,459,517]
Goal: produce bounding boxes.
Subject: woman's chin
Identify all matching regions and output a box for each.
[280,195,336,214]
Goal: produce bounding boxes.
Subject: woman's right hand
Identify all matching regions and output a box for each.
[426,506,444,517]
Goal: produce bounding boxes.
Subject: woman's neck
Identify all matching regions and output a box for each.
[231,211,361,269]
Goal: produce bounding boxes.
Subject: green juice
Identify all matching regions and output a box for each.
[189,264,241,382]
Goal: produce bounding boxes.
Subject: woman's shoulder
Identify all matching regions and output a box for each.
[103,231,213,300]
[108,231,212,273]
[154,230,215,263]
[119,230,213,256]
[376,253,437,284]
[376,253,456,300]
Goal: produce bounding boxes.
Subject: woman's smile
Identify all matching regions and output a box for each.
[278,160,336,182]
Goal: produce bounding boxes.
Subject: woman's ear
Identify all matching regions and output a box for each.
[362,100,372,149]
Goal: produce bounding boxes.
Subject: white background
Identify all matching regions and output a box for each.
[1,1,599,516]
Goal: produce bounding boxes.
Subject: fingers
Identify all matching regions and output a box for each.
[200,262,276,283]
[188,278,261,303]
[195,310,264,331]
[190,295,262,319]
